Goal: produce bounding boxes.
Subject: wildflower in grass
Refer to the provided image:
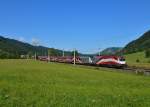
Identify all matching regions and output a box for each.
[92,99,96,103]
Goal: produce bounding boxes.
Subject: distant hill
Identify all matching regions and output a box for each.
[123,30,150,54]
[0,36,72,58]
[100,47,122,55]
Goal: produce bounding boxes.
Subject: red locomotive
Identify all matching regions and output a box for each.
[94,56,126,67]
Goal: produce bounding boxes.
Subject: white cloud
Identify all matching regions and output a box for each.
[31,38,40,46]
[18,37,25,42]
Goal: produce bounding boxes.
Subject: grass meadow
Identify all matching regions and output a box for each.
[0,60,150,107]
[125,52,150,68]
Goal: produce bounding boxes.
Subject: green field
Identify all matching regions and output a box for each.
[0,60,150,107]
[125,52,150,68]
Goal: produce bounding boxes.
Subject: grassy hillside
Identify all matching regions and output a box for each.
[125,51,150,68]
[0,60,150,107]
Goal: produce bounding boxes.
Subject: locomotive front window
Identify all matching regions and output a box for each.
[119,58,125,61]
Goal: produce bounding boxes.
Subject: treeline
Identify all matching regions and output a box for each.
[0,50,20,59]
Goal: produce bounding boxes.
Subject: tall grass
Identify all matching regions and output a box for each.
[0,60,150,107]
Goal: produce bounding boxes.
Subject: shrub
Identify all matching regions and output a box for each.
[136,59,140,63]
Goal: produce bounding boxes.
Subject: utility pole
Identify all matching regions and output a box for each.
[63,49,65,57]
[73,48,76,65]
[48,50,50,62]
[35,52,36,60]
[99,48,101,56]
[48,50,49,62]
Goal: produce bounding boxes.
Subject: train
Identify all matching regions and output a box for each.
[37,55,126,68]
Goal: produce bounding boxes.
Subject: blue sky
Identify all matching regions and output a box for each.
[0,0,150,53]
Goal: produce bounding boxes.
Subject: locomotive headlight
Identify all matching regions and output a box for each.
[119,61,126,65]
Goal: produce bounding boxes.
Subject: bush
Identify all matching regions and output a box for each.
[136,59,140,63]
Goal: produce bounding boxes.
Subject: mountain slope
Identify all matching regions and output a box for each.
[101,47,122,55]
[123,30,150,54]
[0,36,71,58]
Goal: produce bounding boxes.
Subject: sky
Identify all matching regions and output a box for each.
[0,0,150,53]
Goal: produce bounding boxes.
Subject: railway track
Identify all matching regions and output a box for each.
[73,63,150,76]
[122,66,150,76]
